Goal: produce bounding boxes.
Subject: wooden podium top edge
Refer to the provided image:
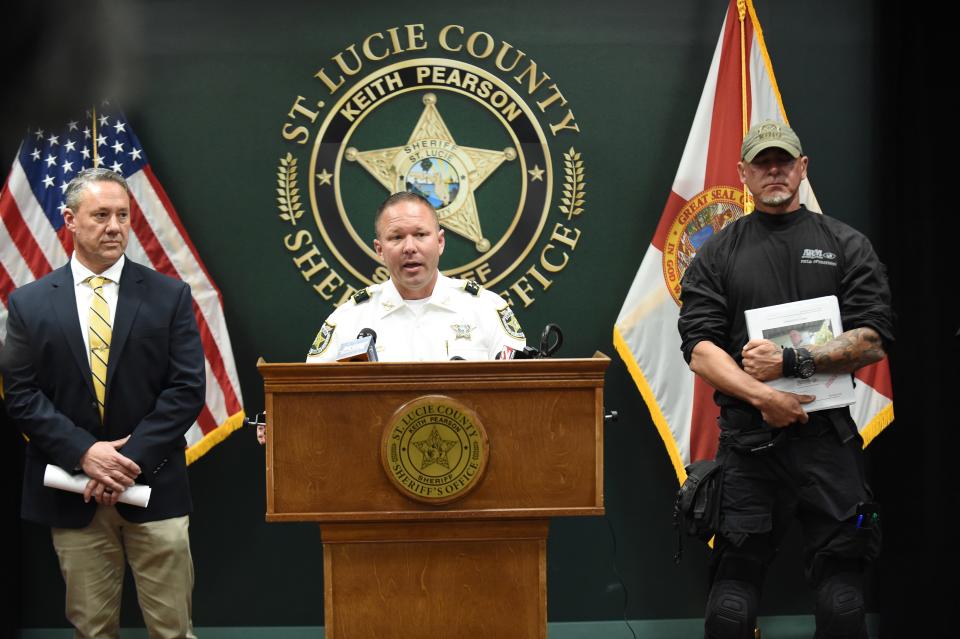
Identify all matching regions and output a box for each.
[265,506,606,523]
[257,356,610,387]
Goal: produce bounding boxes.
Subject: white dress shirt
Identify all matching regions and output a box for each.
[70,255,125,363]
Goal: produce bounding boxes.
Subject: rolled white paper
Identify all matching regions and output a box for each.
[43,464,151,508]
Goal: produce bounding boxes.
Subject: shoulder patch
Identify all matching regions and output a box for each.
[352,288,372,304]
[308,321,336,357]
[497,306,525,339]
[464,280,481,296]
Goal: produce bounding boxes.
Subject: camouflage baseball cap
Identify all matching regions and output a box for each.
[741,120,803,162]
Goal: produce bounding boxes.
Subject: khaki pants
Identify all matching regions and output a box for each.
[51,506,196,639]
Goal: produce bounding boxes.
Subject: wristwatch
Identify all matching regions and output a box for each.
[793,347,816,379]
[782,346,816,378]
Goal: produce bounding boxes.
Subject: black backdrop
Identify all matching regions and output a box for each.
[2,1,954,636]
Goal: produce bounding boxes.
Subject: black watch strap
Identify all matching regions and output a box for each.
[782,346,796,378]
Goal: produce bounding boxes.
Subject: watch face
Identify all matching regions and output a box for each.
[795,349,816,378]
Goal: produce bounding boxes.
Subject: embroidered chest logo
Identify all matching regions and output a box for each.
[800,248,837,266]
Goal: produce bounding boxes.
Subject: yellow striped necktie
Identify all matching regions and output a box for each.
[86,276,112,421]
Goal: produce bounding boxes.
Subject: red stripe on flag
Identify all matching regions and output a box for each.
[690,376,721,462]
[854,359,893,400]
[197,404,218,434]
[651,191,687,252]
[142,166,224,302]
[0,261,15,305]
[705,1,753,189]
[0,185,52,280]
[692,4,755,465]
[192,298,242,415]
[129,199,177,277]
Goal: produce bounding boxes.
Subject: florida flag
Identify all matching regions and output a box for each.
[613,0,893,482]
[0,106,245,464]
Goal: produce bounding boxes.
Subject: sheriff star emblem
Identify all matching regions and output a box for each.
[451,323,474,340]
[345,93,515,253]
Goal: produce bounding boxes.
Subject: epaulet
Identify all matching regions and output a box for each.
[463,280,481,296]
[352,287,372,304]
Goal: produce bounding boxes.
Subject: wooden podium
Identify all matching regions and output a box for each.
[259,356,608,638]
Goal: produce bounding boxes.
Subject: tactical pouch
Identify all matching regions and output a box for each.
[673,458,723,562]
[720,427,784,455]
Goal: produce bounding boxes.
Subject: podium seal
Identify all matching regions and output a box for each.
[381,395,489,505]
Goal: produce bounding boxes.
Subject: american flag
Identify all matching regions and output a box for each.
[0,106,245,463]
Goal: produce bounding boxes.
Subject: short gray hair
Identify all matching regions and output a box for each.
[64,168,130,212]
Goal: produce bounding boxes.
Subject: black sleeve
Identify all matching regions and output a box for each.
[837,229,894,347]
[678,240,730,363]
[0,293,97,469]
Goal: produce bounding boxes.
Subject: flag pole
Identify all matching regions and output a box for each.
[737,0,754,214]
[737,0,748,138]
[91,107,98,167]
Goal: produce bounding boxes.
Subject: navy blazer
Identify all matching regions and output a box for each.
[1,259,205,528]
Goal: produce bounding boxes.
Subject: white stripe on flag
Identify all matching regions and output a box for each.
[748,37,780,129]
[127,172,205,290]
[0,213,35,288]
[203,358,228,423]
[8,161,70,270]
[123,229,153,270]
[616,244,695,462]
[852,380,892,432]
[185,423,204,448]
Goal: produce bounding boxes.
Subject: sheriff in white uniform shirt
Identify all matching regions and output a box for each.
[305,192,525,363]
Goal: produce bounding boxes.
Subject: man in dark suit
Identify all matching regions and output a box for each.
[1,168,205,638]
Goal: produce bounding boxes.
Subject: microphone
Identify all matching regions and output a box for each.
[336,328,379,362]
[496,324,564,359]
[496,345,540,359]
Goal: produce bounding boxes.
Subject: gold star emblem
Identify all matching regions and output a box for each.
[345,93,515,253]
[412,427,458,470]
[316,169,333,186]
[527,165,544,181]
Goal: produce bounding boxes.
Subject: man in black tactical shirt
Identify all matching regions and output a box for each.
[678,121,893,639]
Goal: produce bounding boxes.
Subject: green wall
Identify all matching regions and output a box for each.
[10,0,945,633]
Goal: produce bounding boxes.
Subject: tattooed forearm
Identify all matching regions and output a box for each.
[808,327,885,374]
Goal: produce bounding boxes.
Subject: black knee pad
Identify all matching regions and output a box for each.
[814,573,866,639]
[705,579,759,639]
